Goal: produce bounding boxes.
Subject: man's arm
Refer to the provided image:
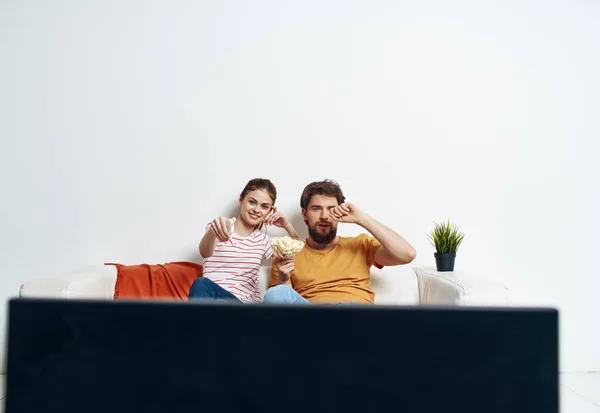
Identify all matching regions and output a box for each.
[270,257,294,286]
[360,214,416,266]
[330,203,416,266]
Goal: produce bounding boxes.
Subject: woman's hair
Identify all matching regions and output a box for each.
[240,178,277,231]
[300,179,346,209]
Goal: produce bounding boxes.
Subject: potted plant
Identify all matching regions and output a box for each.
[427,219,465,272]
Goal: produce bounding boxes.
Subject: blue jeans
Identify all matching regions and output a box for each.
[262,285,310,304]
[188,278,240,302]
[263,285,366,305]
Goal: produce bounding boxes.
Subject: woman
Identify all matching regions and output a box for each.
[188,178,298,303]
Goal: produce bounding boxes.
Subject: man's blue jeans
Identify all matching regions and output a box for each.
[262,285,310,304]
[263,285,365,305]
[188,278,240,302]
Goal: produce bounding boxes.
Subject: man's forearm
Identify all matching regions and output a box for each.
[358,214,416,264]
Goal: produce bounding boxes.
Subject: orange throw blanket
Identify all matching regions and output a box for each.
[109,262,203,300]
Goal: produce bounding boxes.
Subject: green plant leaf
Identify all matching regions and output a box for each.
[426,219,465,253]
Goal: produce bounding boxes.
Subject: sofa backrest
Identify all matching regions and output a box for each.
[258,264,419,305]
[19,263,420,305]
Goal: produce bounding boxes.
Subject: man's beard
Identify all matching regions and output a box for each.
[308,223,338,244]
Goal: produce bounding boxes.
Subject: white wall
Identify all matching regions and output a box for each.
[1,0,598,372]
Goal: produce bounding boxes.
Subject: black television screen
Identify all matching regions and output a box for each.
[5,298,558,413]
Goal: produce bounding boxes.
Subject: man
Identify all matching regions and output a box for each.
[263,179,416,304]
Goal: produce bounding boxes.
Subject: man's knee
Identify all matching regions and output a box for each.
[263,285,295,303]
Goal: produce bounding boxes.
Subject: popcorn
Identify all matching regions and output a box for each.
[270,236,305,259]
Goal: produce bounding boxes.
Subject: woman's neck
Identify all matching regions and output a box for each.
[234,217,255,237]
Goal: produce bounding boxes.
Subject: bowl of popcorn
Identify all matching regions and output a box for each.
[270,236,305,259]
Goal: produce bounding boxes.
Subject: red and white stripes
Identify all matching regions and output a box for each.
[202,230,273,303]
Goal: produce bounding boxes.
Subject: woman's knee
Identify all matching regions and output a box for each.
[188,277,213,297]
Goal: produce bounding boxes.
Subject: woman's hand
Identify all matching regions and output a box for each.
[209,217,235,242]
[265,207,290,228]
[265,208,300,239]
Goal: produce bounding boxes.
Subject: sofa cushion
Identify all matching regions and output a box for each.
[19,264,119,300]
[371,265,419,305]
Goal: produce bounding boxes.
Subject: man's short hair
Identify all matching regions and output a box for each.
[300,179,346,209]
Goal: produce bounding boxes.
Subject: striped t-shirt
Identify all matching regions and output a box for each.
[202,229,274,303]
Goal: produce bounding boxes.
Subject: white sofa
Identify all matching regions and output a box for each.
[18,264,509,306]
[6,264,507,377]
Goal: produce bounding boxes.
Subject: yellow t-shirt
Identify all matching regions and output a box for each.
[269,234,383,304]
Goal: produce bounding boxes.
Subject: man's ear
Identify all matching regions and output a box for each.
[301,208,307,223]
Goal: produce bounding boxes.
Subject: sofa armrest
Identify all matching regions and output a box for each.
[19,265,118,300]
[414,267,509,306]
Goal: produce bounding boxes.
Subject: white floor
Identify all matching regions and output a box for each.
[562,373,600,412]
[0,372,597,412]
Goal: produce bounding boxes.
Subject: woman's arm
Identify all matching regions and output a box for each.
[266,209,301,239]
[283,223,300,239]
[199,217,232,258]
[199,229,218,258]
